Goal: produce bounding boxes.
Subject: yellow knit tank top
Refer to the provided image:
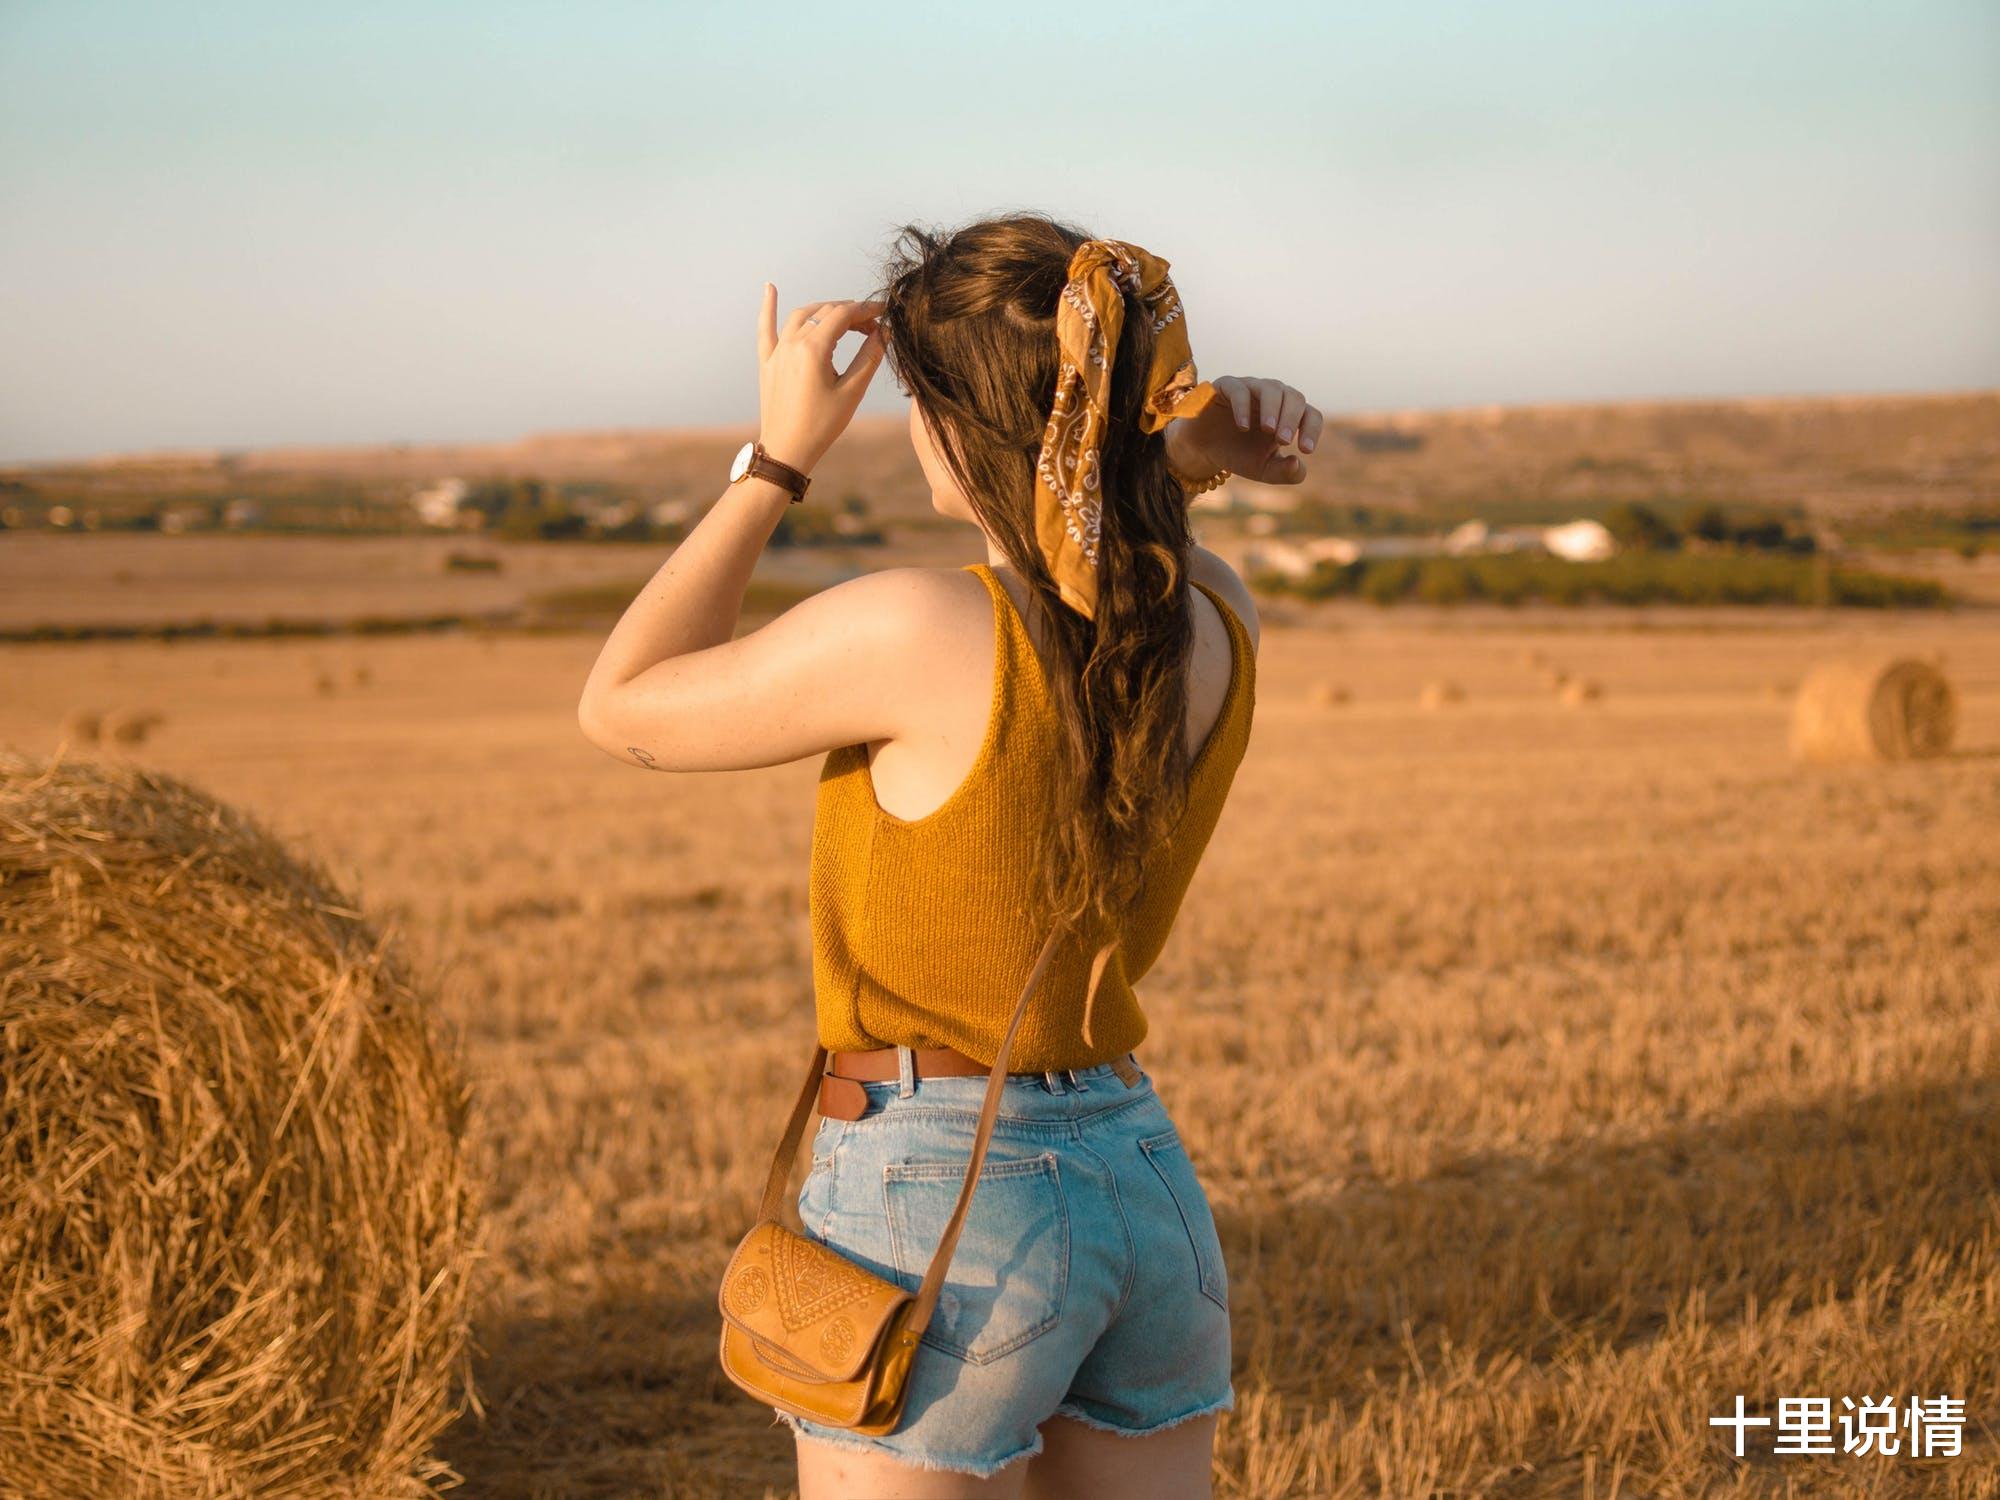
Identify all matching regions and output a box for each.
[807,561,1256,1072]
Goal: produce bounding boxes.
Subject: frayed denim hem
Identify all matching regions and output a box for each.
[774,1408,1045,1479]
[1049,1386,1235,1438]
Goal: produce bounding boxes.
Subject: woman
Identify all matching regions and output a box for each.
[577,212,1319,1498]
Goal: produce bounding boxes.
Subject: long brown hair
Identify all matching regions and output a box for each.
[875,211,1201,941]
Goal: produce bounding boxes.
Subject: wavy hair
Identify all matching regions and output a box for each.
[874,211,1202,941]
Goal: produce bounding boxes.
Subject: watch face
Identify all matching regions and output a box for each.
[729,440,755,482]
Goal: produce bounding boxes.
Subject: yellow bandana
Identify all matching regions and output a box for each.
[1034,238,1220,622]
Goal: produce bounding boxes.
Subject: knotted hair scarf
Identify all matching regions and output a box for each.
[1031,237,1224,1047]
[1034,238,1221,625]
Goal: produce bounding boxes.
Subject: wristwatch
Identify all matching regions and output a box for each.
[729,440,812,504]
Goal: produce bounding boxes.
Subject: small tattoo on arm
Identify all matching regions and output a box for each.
[628,746,660,770]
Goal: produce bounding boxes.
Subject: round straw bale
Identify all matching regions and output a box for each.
[58,709,102,745]
[0,751,479,1497]
[1789,656,1957,764]
[1309,681,1351,707]
[313,669,338,696]
[1419,680,1464,709]
[1560,678,1603,706]
[100,707,159,745]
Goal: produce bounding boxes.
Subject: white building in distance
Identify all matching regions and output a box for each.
[412,477,473,528]
[1542,519,1616,561]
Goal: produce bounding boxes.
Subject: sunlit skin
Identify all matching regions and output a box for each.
[576,286,1319,1498]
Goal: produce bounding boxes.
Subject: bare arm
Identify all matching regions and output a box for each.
[576,288,901,771]
[1170,372,1320,658]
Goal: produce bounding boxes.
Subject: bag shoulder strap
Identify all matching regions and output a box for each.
[757,922,1068,1339]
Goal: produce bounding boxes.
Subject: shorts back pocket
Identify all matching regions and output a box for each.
[1139,1128,1229,1312]
[883,1150,1069,1364]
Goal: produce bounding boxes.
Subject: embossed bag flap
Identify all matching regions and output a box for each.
[718,1220,911,1384]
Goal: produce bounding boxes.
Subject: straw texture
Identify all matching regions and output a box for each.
[1789,656,1958,764]
[0,750,481,1498]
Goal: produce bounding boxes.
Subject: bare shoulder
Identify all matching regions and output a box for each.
[798,562,990,673]
[1189,545,1261,654]
[802,562,981,630]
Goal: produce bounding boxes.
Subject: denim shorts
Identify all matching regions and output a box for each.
[774,1048,1235,1478]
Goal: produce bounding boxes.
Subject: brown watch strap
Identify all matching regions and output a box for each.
[746,444,811,504]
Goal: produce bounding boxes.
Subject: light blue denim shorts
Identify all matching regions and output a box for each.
[775,1048,1235,1479]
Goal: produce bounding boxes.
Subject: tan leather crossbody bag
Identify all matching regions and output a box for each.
[716,924,1065,1434]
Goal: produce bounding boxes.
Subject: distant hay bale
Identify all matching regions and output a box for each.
[1419,680,1464,710]
[1790,656,1957,764]
[1546,668,1572,690]
[313,669,338,696]
[101,708,161,745]
[351,663,373,687]
[0,751,480,1498]
[1309,681,1351,707]
[1560,678,1603,706]
[58,709,102,745]
[1521,648,1547,669]
[1767,678,1797,700]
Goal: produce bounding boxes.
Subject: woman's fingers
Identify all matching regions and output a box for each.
[805,299,886,353]
[781,300,837,340]
[758,283,780,362]
[1260,450,1307,484]
[1217,376,1253,431]
[834,319,888,393]
[1273,387,1307,446]
[1298,402,1324,454]
[1255,379,1289,433]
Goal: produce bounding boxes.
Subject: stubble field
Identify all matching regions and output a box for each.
[3,590,1996,1498]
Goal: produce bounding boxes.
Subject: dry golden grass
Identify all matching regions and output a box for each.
[2,596,1997,1498]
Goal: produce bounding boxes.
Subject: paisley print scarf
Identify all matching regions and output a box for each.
[1034,238,1220,623]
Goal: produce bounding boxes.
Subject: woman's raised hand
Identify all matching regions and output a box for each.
[755,287,887,476]
[1166,375,1323,487]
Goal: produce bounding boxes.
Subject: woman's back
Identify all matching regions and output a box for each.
[807,559,1257,1073]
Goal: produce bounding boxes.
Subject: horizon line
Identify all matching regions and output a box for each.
[5,384,1996,472]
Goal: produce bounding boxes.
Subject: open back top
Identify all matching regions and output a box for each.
[807,560,1256,1072]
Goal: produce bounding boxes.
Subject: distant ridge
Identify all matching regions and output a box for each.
[8,394,1994,521]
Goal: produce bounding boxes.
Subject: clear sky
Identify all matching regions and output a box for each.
[1,0,1995,463]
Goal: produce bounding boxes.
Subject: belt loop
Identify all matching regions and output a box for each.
[896,1044,917,1098]
[1042,1068,1063,1094]
[1065,1066,1089,1091]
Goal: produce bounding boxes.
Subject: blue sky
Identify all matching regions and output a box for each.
[1,0,1995,462]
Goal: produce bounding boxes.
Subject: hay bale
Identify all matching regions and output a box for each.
[101,708,161,745]
[1560,678,1603,706]
[1790,656,1957,764]
[1309,681,1351,707]
[1520,648,1547,669]
[1419,680,1463,709]
[0,752,479,1497]
[351,663,373,687]
[312,669,338,696]
[58,709,102,745]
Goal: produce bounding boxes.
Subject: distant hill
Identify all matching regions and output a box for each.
[7,391,1995,523]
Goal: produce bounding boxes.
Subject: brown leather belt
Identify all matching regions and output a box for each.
[818,1045,1142,1121]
